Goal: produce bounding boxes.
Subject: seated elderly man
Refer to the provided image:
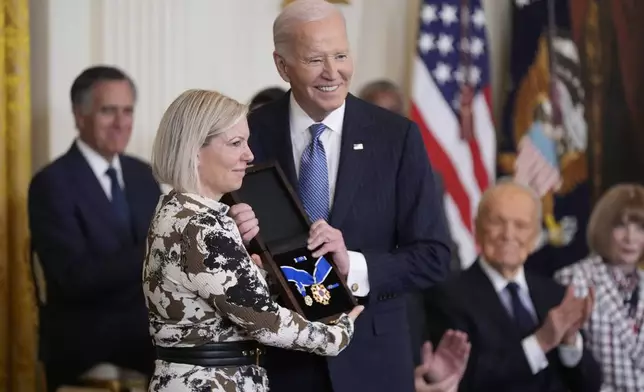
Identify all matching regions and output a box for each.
[422,180,602,392]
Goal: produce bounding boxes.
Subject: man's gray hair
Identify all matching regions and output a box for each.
[273,0,345,58]
[476,176,543,225]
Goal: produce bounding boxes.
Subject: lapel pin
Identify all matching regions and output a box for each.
[353,143,363,150]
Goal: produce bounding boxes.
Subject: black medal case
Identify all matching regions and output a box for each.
[221,162,356,323]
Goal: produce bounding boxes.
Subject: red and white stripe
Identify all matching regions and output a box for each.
[410,56,496,269]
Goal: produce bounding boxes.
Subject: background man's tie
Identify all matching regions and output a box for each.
[105,166,131,228]
[298,123,329,222]
[506,282,537,337]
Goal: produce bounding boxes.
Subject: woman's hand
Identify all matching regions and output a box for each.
[346,305,364,322]
[250,254,263,269]
[228,203,259,244]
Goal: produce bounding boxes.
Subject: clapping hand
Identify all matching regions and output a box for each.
[535,285,593,351]
[414,330,470,392]
[562,286,594,346]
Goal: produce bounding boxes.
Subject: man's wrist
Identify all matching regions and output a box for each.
[339,252,350,276]
[535,329,555,353]
[561,331,578,346]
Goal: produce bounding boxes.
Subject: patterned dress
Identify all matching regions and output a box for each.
[143,191,354,392]
[555,256,644,392]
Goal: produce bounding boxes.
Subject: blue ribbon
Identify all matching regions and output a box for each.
[281,256,333,297]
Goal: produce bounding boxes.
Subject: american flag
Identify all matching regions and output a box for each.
[410,0,496,268]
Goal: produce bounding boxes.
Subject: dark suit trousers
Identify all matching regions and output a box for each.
[265,348,334,392]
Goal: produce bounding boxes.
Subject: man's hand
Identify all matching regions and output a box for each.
[535,285,586,352]
[307,220,350,277]
[562,286,594,345]
[422,330,471,383]
[228,203,259,244]
[414,373,460,392]
[414,330,470,392]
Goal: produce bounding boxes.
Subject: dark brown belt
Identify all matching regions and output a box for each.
[156,341,265,367]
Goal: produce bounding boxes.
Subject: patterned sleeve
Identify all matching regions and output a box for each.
[554,266,574,286]
[554,261,592,298]
[180,213,354,356]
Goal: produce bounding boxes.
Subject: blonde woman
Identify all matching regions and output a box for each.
[555,184,644,391]
[143,89,363,392]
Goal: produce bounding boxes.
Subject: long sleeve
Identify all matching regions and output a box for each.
[181,214,354,356]
[346,251,369,296]
[28,168,147,302]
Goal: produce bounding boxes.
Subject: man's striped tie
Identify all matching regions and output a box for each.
[298,123,329,222]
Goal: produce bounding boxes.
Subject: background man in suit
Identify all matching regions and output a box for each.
[423,180,601,392]
[28,66,160,391]
[229,1,451,391]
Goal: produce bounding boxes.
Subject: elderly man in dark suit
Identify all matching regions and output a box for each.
[422,180,602,392]
[228,1,452,391]
[28,66,160,391]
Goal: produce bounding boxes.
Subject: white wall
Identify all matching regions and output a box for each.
[30,0,511,172]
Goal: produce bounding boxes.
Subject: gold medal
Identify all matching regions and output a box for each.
[311,283,331,305]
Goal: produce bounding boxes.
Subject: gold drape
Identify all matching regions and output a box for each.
[0,0,37,391]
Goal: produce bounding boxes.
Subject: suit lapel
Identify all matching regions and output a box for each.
[121,158,147,242]
[65,144,127,239]
[329,94,372,228]
[465,262,521,337]
[526,274,556,324]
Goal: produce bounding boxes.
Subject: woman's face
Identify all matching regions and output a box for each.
[609,220,644,266]
[197,118,254,200]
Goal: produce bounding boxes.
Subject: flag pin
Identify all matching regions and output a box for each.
[353,143,363,150]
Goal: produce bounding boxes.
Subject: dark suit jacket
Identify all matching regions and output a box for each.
[28,143,160,389]
[247,93,451,392]
[422,261,602,392]
[407,170,460,365]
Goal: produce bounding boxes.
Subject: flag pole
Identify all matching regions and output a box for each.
[459,0,474,141]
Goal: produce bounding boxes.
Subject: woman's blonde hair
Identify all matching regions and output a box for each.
[151,89,248,193]
[587,183,644,260]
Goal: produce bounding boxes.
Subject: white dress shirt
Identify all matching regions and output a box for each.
[289,95,370,297]
[76,138,124,200]
[479,258,584,374]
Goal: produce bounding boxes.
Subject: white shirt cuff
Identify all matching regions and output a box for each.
[558,332,584,367]
[346,251,370,297]
[522,334,549,374]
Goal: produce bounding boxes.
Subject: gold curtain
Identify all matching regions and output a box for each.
[0,0,37,391]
